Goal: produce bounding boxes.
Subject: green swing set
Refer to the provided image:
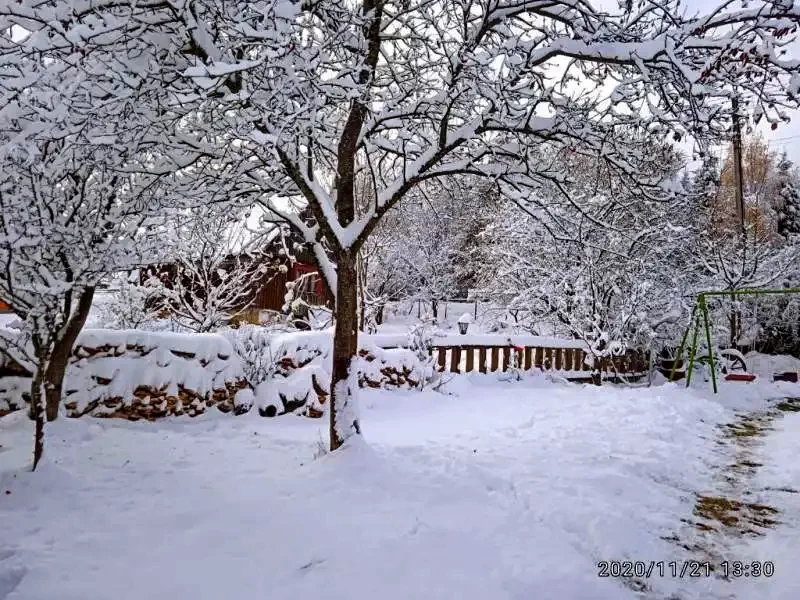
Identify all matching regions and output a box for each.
[670,288,800,393]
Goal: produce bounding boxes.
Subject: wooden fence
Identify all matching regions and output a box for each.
[430,344,650,383]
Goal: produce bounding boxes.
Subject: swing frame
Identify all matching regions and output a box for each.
[670,288,800,393]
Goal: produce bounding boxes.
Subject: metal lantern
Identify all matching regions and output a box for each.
[458,321,469,335]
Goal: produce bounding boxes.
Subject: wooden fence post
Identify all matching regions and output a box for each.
[450,346,461,373]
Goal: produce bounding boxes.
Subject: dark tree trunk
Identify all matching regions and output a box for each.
[30,363,46,471]
[44,287,95,421]
[431,299,438,320]
[358,262,366,332]
[330,250,361,450]
[375,303,385,325]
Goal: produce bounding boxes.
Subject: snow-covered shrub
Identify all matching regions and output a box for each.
[498,342,525,382]
[96,273,164,330]
[407,324,439,389]
[221,325,280,386]
[231,330,437,418]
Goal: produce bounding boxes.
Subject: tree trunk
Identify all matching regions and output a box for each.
[44,287,95,421]
[358,260,366,332]
[30,364,46,471]
[329,250,361,451]
[729,307,739,348]
[431,299,438,321]
[375,303,385,325]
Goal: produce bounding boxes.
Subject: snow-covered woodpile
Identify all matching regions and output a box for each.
[246,330,434,419]
[0,330,248,420]
[0,328,435,421]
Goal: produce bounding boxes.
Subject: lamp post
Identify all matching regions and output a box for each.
[457,312,472,335]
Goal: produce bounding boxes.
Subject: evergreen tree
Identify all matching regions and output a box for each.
[776,153,800,237]
[691,156,720,212]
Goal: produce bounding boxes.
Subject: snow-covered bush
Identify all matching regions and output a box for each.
[498,342,524,382]
[96,273,164,330]
[221,325,281,386]
[146,208,283,333]
[407,324,439,389]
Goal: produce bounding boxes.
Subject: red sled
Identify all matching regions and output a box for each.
[724,373,757,382]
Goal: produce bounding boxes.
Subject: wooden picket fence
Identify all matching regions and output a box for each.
[429,344,650,383]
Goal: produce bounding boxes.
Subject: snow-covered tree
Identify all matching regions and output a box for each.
[5,0,800,450]
[393,178,494,319]
[0,66,190,468]
[776,153,800,237]
[686,141,800,346]
[691,156,721,212]
[712,135,784,237]
[358,222,413,331]
[476,147,689,360]
[148,209,283,333]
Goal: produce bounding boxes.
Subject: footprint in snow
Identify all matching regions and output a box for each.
[0,550,26,600]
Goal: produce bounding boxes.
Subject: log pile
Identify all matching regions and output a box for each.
[357,348,421,389]
[1,330,248,421]
[63,380,248,421]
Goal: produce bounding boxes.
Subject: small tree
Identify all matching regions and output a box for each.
[150,209,283,332]
[98,272,164,330]
[776,153,800,238]
[476,145,689,357]
[0,74,182,468]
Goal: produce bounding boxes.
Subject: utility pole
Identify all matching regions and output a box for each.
[731,95,746,235]
[730,95,746,347]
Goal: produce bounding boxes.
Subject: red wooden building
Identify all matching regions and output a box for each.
[250,258,333,312]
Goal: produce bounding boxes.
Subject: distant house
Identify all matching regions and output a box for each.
[0,299,11,314]
[250,250,333,313]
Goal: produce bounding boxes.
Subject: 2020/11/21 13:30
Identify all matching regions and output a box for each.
[720,561,775,578]
[597,560,775,578]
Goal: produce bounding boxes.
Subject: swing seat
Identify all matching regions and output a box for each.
[773,372,798,383]
[724,373,756,382]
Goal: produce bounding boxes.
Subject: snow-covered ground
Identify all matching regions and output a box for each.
[1,377,799,600]
[729,401,800,600]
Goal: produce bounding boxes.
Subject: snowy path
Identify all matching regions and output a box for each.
[0,378,798,600]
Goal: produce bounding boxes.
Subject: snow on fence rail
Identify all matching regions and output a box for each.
[366,331,648,382]
[429,343,650,382]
